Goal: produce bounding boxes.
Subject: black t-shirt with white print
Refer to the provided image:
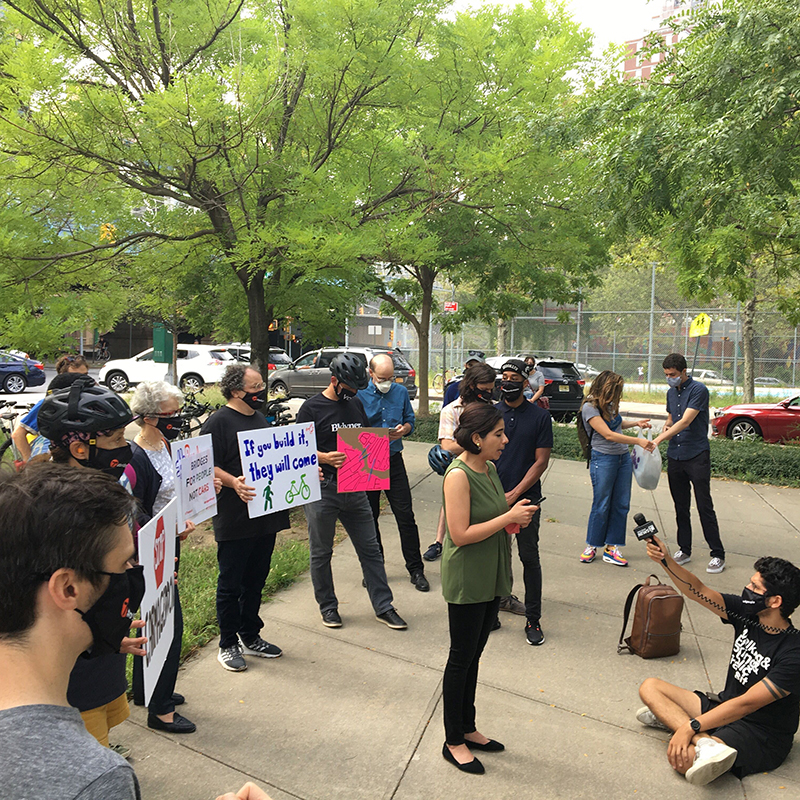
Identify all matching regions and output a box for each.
[296,393,368,479]
[720,593,800,736]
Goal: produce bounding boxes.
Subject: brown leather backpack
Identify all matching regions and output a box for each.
[618,574,684,659]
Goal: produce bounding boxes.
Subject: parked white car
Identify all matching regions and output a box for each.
[99,345,236,393]
[689,368,733,386]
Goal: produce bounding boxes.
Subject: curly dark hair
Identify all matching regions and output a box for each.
[754,556,800,620]
[219,363,250,400]
[459,363,497,404]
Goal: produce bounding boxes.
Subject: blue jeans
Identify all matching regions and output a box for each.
[586,451,632,548]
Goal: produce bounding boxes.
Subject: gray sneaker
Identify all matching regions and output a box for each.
[636,706,670,732]
[673,550,691,566]
[240,635,282,658]
[707,557,725,574]
[217,643,247,672]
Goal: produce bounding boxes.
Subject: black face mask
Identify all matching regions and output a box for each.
[741,586,769,616]
[155,416,183,440]
[335,383,357,402]
[475,389,494,404]
[87,444,133,479]
[76,565,145,659]
[500,381,524,402]
[242,389,267,410]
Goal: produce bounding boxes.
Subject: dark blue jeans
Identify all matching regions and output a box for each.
[216,534,276,649]
[586,451,632,547]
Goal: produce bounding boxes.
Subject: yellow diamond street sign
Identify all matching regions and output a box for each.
[689,313,712,338]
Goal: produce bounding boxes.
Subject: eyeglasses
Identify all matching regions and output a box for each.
[245,382,266,391]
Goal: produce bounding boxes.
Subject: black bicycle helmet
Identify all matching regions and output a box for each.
[330,353,369,390]
[427,444,454,476]
[39,381,134,443]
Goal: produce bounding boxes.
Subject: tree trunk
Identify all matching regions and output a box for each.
[741,291,756,403]
[243,271,271,377]
[496,318,507,355]
[417,272,434,416]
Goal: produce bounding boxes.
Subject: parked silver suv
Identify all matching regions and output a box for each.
[268,346,417,399]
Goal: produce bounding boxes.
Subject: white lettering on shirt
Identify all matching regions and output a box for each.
[730,628,772,685]
[330,422,363,432]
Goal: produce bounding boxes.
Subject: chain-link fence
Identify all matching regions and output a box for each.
[386,306,799,395]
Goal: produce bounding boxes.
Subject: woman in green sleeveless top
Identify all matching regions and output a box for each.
[441,404,537,774]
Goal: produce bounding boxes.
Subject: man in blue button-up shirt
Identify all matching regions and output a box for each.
[358,354,429,592]
[653,353,726,574]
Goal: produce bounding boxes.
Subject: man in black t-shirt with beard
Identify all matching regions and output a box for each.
[296,353,407,631]
[637,538,800,786]
[201,364,290,672]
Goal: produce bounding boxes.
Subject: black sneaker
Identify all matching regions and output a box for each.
[423,541,442,561]
[376,608,408,629]
[410,571,430,592]
[321,609,343,628]
[491,617,501,632]
[525,621,545,646]
[240,635,282,658]
[217,643,247,672]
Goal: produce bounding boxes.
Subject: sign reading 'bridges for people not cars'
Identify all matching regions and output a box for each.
[237,422,321,518]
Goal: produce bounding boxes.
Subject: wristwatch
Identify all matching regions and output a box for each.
[689,718,702,733]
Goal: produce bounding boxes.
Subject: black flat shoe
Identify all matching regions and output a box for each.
[147,712,197,734]
[442,742,484,774]
[465,738,505,752]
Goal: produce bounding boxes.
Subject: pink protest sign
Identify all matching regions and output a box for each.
[336,427,390,493]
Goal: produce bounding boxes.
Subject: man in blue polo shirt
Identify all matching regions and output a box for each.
[493,359,553,645]
[359,353,429,592]
[653,353,726,573]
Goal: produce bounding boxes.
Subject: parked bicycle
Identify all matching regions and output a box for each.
[432,369,456,394]
[177,390,219,439]
[0,399,34,467]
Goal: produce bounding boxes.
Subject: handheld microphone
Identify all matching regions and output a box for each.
[633,513,666,565]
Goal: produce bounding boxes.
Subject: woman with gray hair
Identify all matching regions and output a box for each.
[129,380,197,734]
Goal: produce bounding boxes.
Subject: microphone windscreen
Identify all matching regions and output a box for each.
[633,513,646,525]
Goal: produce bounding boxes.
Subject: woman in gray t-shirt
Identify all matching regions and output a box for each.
[580,371,653,567]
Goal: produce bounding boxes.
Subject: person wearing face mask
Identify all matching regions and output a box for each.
[0,464,143,800]
[358,353,428,592]
[441,350,487,407]
[652,353,726,574]
[200,364,290,672]
[638,539,800,786]
[128,381,196,733]
[37,382,147,758]
[421,362,498,565]
[493,360,553,645]
[296,353,407,630]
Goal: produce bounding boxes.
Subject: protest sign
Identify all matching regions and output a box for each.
[138,498,177,707]
[171,434,217,527]
[237,422,321,518]
[337,427,390,493]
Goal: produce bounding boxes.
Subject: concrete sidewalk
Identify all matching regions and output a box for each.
[123,443,800,800]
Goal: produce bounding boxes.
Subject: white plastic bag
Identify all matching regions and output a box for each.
[632,429,662,491]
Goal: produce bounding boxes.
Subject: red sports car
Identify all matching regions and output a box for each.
[711,396,800,442]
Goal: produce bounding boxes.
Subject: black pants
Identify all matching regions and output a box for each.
[367,451,424,576]
[133,539,183,715]
[667,451,725,559]
[443,597,501,745]
[216,534,276,649]
[515,508,542,622]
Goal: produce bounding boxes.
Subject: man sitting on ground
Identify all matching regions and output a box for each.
[638,535,800,786]
[0,463,141,799]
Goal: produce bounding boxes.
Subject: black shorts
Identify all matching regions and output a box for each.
[695,691,793,778]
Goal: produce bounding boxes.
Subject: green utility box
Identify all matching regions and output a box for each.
[153,324,173,363]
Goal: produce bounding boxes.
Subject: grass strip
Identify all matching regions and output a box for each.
[127,537,310,691]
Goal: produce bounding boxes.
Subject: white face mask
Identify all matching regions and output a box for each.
[375,379,393,394]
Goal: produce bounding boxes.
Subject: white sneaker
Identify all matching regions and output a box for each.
[635,706,670,732]
[673,550,691,566]
[707,557,725,574]
[685,738,737,786]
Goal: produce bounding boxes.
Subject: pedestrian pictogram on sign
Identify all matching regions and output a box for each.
[689,313,712,338]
